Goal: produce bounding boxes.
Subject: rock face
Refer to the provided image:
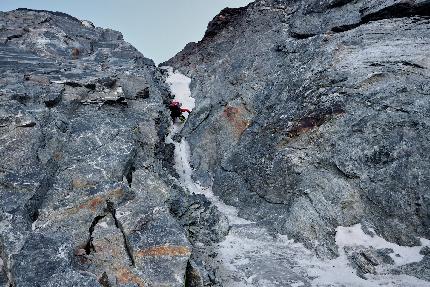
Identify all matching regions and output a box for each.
[0,8,227,287]
[2,1,430,286]
[165,0,430,260]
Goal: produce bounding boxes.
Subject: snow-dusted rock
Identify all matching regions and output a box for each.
[81,20,95,28]
[165,0,430,284]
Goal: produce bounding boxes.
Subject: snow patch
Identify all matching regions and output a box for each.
[114,86,123,95]
[81,20,94,28]
[51,80,67,84]
[164,66,194,113]
[304,224,430,287]
[336,224,430,266]
[31,221,37,231]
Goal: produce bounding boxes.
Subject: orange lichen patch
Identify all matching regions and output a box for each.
[223,106,251,138]
[116,268,146,287]
[36,186,127,226]
[136,245,191,258]
[77,186,126,211]
[88,197,104,211]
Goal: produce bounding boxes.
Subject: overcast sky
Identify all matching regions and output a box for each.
[0,0,254,64]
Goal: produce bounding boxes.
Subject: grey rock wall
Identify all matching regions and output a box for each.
[2,0,430,285]
[165,0,430,260]
[0,9,226,287]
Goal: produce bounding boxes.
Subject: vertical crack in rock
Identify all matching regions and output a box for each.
[24,112,67,223]
[85,214,107,255]
[84,201,135,266]
[98,272,111,287]
[122,145,138,188]
[106,200,136,267]
[189,105,213,134]
[124,165,135,188]
[25,158,59,223]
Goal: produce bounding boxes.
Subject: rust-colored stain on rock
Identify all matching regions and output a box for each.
[136,245,191,258]
[223,106,251,137]
[37,185,127,226]
[287,106,345,139]
[116,268,146,287]
[88,197,104,210]
[77,187,125,211]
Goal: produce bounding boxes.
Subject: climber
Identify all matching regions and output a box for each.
[169,101,191,123]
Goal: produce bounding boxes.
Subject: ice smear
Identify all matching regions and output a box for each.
[175,139,251,225]
[163,66,194,140]
[164,67,430,287]
[163,66,194,113]
[164,66,249,225]
[305,224,430,287]
[336,224,430,266]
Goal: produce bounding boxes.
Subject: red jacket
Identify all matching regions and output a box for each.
[170,101,190,113]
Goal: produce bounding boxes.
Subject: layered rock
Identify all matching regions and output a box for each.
[2,0,430,285]
[165,0,430,262]
[0,9,226,287]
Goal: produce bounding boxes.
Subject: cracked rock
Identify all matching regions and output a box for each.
[0,8,226,287]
